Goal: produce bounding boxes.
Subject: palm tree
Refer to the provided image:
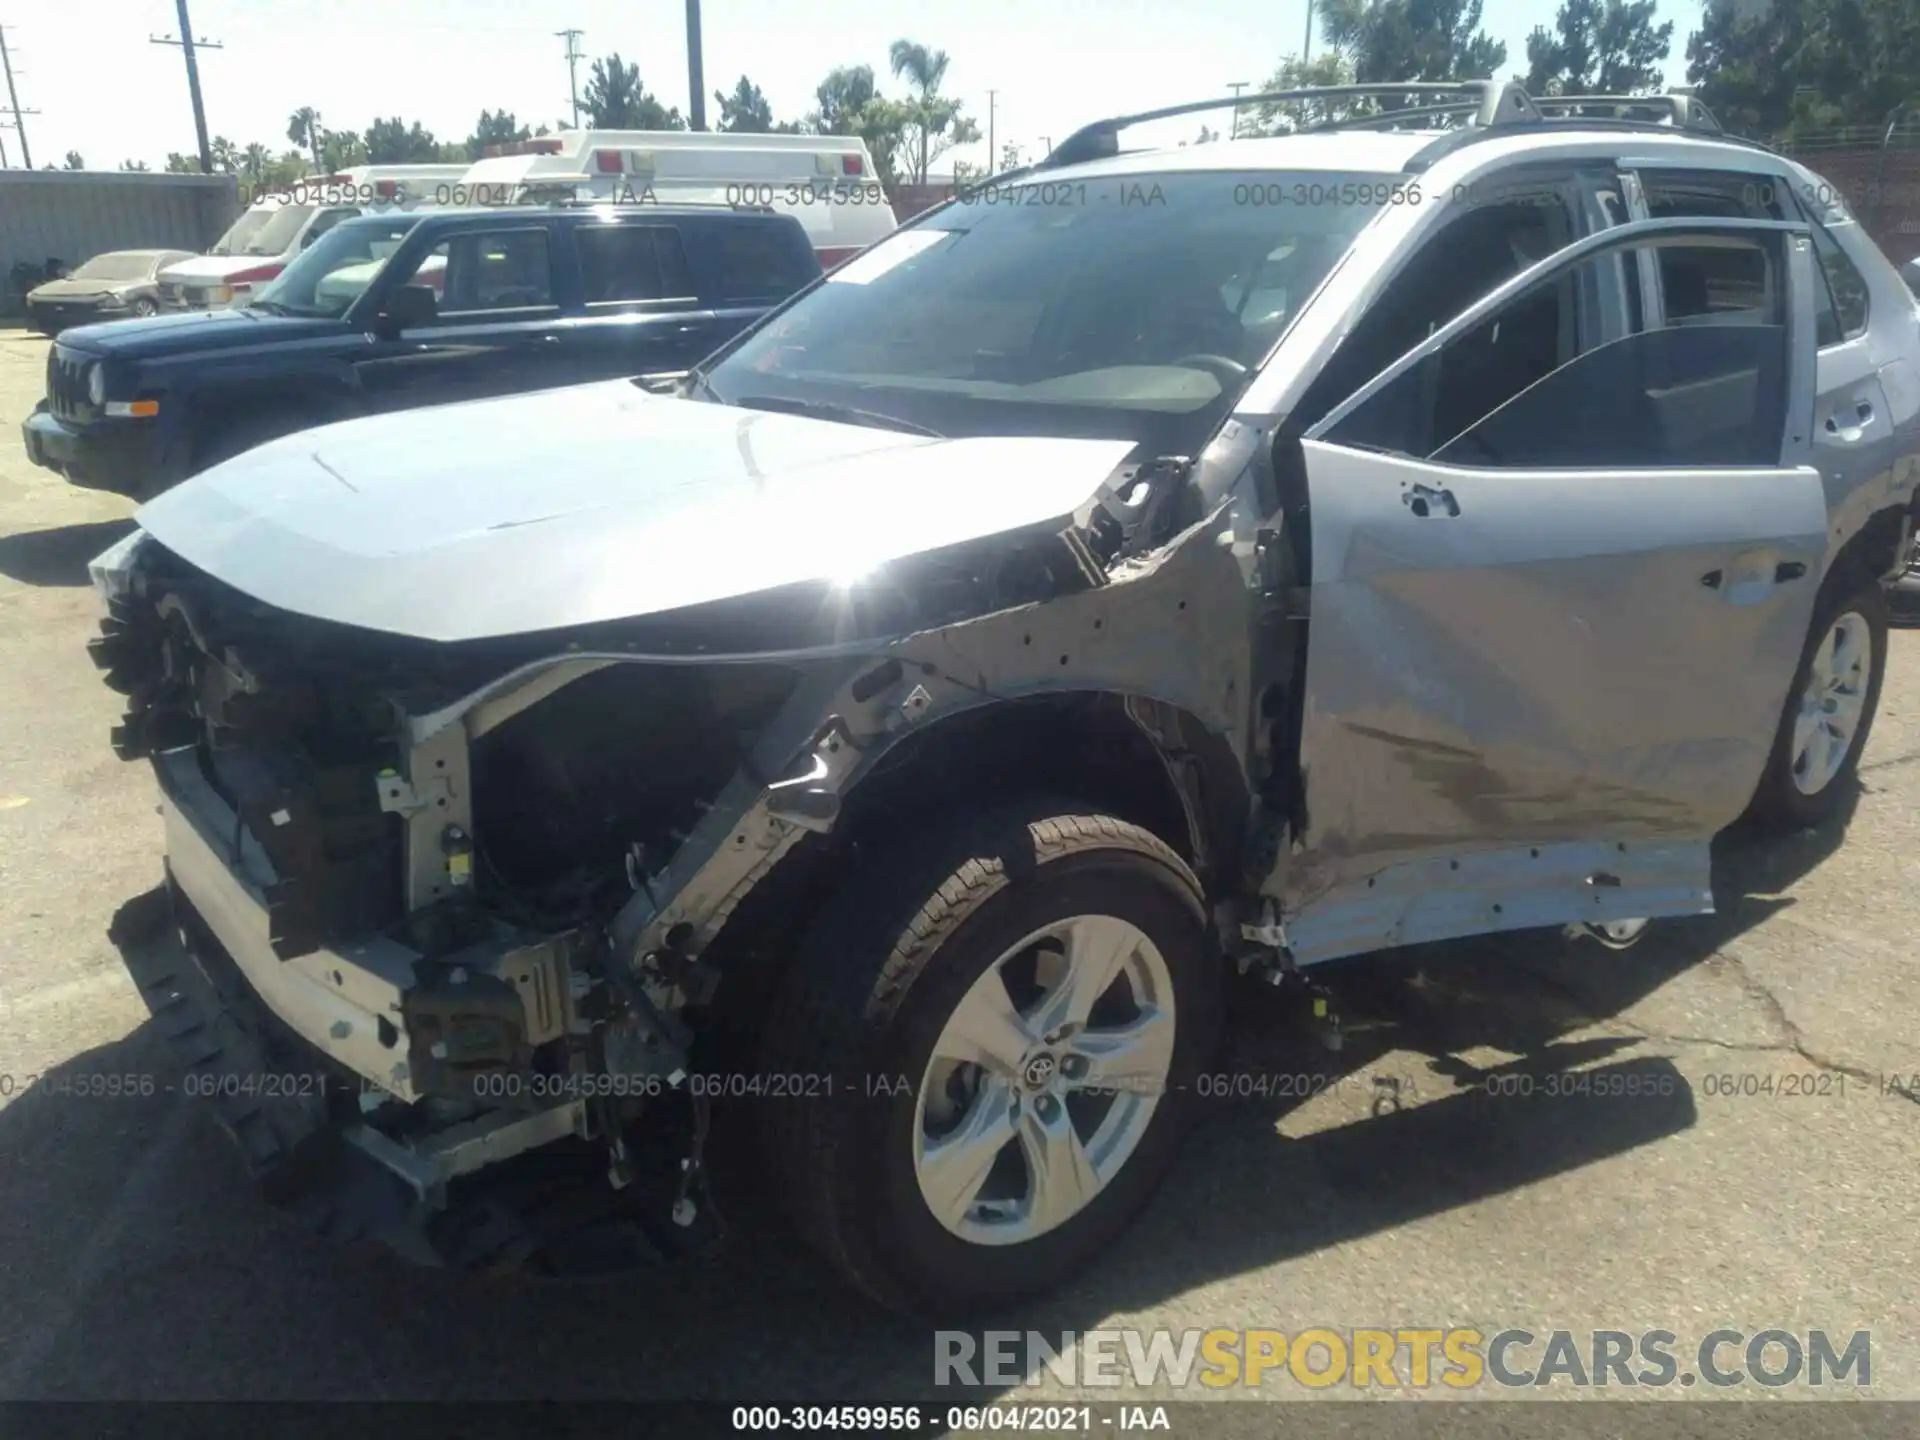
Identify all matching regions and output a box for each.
[209,136,240,174]
[888,40,951,184]
[242,142,269,179]
[286,107,324,171]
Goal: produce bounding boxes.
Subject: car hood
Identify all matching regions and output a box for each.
[160,254,282,283]
[136,381,1137,643]
[52,307,346,358]
[29,277,130,302]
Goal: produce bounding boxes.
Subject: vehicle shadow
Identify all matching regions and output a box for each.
[0,799,1857,1403]
[0,518,136,588]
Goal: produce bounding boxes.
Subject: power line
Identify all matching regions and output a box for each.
[150,0,223,174]
[556,28,584,127]
[0,24,36,169]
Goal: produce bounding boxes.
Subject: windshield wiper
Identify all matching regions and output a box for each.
[246,298,292,316]
[731,393,945,438]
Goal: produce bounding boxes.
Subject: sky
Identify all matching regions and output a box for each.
[0,0,1706,175]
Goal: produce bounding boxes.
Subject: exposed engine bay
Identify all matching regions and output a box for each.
[85,437,1267,1266]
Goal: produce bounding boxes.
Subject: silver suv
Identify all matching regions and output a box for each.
[89,81,1920,1313]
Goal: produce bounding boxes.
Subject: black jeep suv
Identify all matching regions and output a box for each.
[22,203,822,499]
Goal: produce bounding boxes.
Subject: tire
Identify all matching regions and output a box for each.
[1749,575,1888,830]
[131,297,158,318]
[758,802,1221,1316]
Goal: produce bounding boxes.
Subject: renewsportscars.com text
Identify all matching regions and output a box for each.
[934,1327,1871,1390]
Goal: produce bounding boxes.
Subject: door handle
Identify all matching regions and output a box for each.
[1700,569,1722,589]
[1774,560,1806,583]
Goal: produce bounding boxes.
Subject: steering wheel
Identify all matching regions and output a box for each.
[1171,353,1250,380]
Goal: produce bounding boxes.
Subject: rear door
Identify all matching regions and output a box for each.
[1280,218,1828,962]
[1629,163,1898,580]
[559,219,718,385]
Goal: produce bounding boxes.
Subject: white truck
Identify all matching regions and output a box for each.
[453,130,899,270]
[157,164,470,311]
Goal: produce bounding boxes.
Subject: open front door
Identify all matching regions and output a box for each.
[1281,218,1828,965]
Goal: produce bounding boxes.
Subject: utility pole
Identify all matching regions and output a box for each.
[555,29,584,127]
[685,0,706,131]
[986,89,997,174]
[0,25,33,169]
[1303,0,1315,62]
[1227,81,1248,139]
[150,0,222,174]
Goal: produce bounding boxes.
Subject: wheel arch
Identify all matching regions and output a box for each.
[692,690,1251,1059]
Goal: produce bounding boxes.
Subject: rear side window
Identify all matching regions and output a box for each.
[577,224,696,304]
[707,223,819,305]
[1638,170,1786,330]
[1806,220,1870,344]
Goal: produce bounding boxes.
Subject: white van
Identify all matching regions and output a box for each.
[453,131,899,269]
[157,164,469,311]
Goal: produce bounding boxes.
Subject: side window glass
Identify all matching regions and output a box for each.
[578,224,668,303]
[437,229,554,314]
[1325,236,1788,469]
[708,225,818,305]
[1636,169,1796,333]
[1806,221,1870,343]
[1288,193,1576,434]
[302,208,356,249]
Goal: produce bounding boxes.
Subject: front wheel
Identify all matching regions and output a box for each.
[1749,578,1887,830]
[131,297,159,318]
[758,805,1221,1315]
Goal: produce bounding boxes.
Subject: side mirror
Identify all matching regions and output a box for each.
[375,283,438,337]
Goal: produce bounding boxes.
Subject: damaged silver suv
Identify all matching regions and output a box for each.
[88,83,1920,1314]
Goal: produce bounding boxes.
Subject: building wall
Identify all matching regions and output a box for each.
[0,171,242,314]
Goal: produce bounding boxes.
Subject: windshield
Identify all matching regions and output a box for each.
[701,169,1398,455]
[251,215,423,318]
[243,202,319,256]
[209,207,276,256]
[70,253,156,282]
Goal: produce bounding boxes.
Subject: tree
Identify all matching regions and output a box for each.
[1250,51,1365,133]
[241,142,270,179]
[163,153,198,173]
[209,137,240,174]
[715,76,775,133]
[887,39,980,183]
[287,107,324,171]
[811,65,877,136]
[583,53,684,129]
[318,129,368,171]
[465,108,530,159]
[363,118,440,163]
[1524,0,1672,97]
[806,65,913,184]
[1320,0,1508,84]
[119,158,150,171]
[62,150,84,169]
[1683,0,1920,139]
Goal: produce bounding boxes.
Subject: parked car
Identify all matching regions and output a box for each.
[84,82,1920,1315]
[23,250,195,334]
[155,165,471,311]
[23,203,822,498]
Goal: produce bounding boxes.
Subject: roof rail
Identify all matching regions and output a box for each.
[1405,103,1777,171]
[1528,93,1724,132]
[1037,81,1542,168]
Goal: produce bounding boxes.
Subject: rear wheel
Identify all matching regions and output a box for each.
[131,297,159,318]
[758,804,1221,1315]
[1750,577,1887,830]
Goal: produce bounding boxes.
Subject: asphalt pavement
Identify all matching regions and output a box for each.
[0,327,1914,1417]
